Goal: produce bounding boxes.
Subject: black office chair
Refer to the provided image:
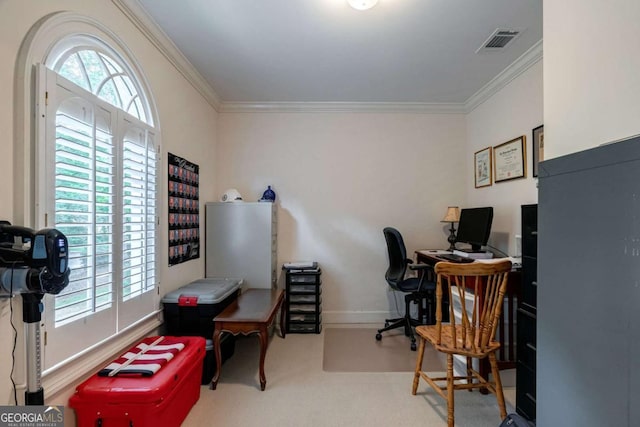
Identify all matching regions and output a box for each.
[376,227,436,351]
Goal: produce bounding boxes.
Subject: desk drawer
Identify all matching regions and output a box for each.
[289,294,321,303]
[289,303,320,313]
[288,273,321,284]
[521,256,537,310]
[289,313,321,323]
[521,205,537,257]
[516,309,537,370]
[289,283,320,294]
[516,361,536,420]
[517,308,537,346]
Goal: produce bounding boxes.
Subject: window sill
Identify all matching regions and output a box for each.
[42,310,162,399]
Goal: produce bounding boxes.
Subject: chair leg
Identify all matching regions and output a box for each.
[383,316,403,325]
[405,316,417,350]
[446,354,455,427]
[425,290,435,325]
[412,336,426,395]
[404,294,413,336]
[489,352,507,420]
[377,317,407,334]
[378,294,422,350]
[409,334,417,351]
[466,356,473,392]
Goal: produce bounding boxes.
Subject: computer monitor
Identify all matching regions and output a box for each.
[455,207,493,252]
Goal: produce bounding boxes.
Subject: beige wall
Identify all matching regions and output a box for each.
[0,0,218,407]
[544,0,640,158]
[466,60,542,256]
[7,0,635,420]
[217,112,467,322]
[0,0,545,422]
[215,60,543,324]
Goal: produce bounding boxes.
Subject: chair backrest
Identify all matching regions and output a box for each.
[383,227,409,289]
[434,260,512,354]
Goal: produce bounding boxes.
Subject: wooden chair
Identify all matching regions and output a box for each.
[411,259,512,427]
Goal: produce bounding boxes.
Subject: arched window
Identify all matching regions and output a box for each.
[50,38,152,125]
[35,32,160,369]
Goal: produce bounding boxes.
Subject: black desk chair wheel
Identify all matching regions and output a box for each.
[376,227,436,351]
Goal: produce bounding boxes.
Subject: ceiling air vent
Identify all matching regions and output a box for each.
[476,29,521,53]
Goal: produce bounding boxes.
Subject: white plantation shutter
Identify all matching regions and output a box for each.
[53,97,115,326]
[42,71,118,365]
[122,126,156,301]
[40,55,159,369]
[118,121,158,330]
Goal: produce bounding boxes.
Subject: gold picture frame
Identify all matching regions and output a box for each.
[474,146,492,188]
[493,135,526,183]
[532,125,544,177]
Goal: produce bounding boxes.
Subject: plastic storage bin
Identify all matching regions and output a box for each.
[162,277,242,383]
[283,266,322,334]
[69,336,205,427]
[202,337,235,385]
[162,277,242,337]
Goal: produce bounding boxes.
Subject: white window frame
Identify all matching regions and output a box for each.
[15,12,163,396]
[40,65,160,368]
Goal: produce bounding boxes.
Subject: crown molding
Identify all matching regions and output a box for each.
[113,0,541,115]
[464,39,543,113]
[219,39,542,114]
[111,0,222,111]
[220,101,466,114]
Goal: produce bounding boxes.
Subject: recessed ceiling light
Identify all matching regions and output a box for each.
[348,0,379,11]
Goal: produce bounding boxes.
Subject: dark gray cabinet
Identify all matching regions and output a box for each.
[516,204,537,421]
[537,137,640,426]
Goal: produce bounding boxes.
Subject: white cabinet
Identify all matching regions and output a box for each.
[205,202,277,289]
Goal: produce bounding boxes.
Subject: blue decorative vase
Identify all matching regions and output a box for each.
[261,185,276,202]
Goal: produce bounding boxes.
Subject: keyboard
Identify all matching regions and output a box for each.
[438,253,475,263]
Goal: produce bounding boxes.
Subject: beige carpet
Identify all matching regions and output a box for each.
[183,329,516,427]
[323,327,446,372]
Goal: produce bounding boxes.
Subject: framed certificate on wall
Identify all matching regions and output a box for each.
[493,136,526,183]
[532,125,544,177]
[474,146,492,188]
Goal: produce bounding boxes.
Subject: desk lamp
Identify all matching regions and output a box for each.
[441,206,460,251]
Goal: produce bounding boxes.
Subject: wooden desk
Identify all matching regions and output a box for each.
[415,251,521,382]
[211,288,286,391]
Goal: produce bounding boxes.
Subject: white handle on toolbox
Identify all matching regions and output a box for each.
[107,336,165,377]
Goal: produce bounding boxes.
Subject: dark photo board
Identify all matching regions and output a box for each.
[168,152,200,266]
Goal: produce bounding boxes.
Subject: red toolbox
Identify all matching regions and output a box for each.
[69,336,205,427]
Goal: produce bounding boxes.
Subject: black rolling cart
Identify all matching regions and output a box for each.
[283,263,322,333]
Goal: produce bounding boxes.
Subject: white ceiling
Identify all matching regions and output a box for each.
[135,0,542,105]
